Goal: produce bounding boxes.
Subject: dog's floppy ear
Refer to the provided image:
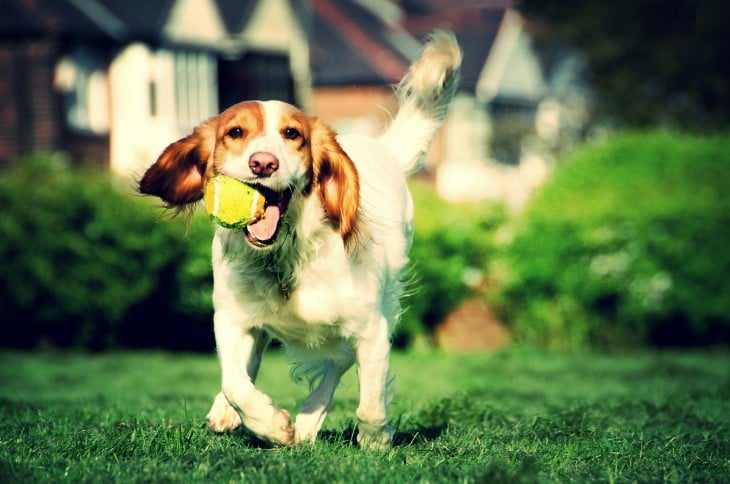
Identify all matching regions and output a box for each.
[310,119,360,250]
[139,118,217,207]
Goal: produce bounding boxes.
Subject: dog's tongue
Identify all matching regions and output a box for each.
[247,205,281,242]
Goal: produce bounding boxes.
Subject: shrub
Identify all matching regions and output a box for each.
[494,131,730,348]
[0,154,215,350]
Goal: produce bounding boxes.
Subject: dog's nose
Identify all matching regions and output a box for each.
[249,152,279,177]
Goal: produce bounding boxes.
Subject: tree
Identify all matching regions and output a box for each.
[516,0,729,128]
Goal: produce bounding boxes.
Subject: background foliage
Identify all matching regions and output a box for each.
[494,131,730,348]
[517,0,730,128]
[0,154,215,350]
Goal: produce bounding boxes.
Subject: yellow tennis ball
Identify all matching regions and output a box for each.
[204,175,266,229]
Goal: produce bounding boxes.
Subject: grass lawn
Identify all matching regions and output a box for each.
[0,348,728,482]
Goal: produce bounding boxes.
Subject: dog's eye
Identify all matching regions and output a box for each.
[227,127,244,139]
[283,127,301,140]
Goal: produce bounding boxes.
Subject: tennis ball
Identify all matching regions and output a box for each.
[204,174,266,229]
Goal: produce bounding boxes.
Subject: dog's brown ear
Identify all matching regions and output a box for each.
[139,119,217,207]
[310,119,360,250]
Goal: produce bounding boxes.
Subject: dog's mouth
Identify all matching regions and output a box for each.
[244,186,292,248]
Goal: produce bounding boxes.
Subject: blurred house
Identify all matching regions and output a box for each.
[0,0,308,177]
[309,0,588,210]
[1,0,587,208]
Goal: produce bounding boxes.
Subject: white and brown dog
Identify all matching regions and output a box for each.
[139,31,461,449]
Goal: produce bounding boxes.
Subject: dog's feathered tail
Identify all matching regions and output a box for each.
[379,29,462,175]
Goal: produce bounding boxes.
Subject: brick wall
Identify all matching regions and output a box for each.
[0,43,20,162]
[0,39,62,162]
[26,40,60,153]
[63,131,110,165]
[0,38,109,165]
[310,86,397,130]
[311,86,446,169]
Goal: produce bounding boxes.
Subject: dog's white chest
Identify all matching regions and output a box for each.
[216,232,375,349]
[265,259,368,347]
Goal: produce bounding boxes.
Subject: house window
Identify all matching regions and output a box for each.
[148,81,158,117]
[174,50,218,133]
[218,52,295,110]
[54,46,110,135]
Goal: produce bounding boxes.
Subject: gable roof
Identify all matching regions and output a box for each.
[0,0,176,42]
[216,0,259,36]
[0,0,269,46]
[401,1,507,92]
[96,0,175,41]
[310,0,411,86]
[310,0,510,91]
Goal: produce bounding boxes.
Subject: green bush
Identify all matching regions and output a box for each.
[396,180,504,346]
[494,131,730,348]
[0,154,215,349]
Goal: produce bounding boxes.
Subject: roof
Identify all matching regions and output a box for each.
[402,1,507,92]
[0,0,263,45]
[310,0,412,86]
[216,0,259,36]
[0,0,175,42]
[1,0,516,95]
[310,0,510,91]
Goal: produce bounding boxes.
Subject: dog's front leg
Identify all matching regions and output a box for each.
[355,315,394,451]
[206,326,268,433]
[207,321,294,446]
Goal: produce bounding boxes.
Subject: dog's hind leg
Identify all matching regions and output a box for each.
[355,315,394,451]
[294,358,353,444]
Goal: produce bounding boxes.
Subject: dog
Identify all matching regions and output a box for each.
[139,30,461,450]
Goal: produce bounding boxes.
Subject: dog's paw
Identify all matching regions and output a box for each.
[245,408,294,446]
[208,390,293,445]
[270,409,295,446]
[293,411,327,444]
[356,421,394,451]
[206,392,242,433]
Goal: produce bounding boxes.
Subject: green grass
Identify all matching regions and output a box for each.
[1,349,728,482]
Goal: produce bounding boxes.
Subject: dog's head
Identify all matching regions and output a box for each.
[139,100,359,250]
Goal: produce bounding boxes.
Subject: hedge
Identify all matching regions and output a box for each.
[494,131,730,348]
[0,154,215,350]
